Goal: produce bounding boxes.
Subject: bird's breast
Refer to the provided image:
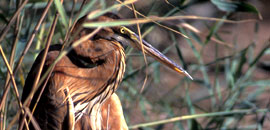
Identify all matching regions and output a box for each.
[45,40,126,125]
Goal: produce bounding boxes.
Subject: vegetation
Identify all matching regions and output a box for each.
[0,0,269,129]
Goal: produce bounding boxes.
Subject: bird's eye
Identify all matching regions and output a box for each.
[120,27,125,34]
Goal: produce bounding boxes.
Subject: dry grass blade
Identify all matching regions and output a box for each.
[129,109,269,129]
[9,0,60,128]
[84,16,257,28]
[28,12,59,122]
[87,0,137,19]
[24,108,41,130]
[1,7,22,130]
[0,0,53,113]
[0,0,28,43]
[0,45,21,111]
[131,4,148,93]
[116,0,189,39]
[26,0,65,125]
[62,0,87,50]
[179,23,233,48]
[13,0,53,73]
[0,45,29,130]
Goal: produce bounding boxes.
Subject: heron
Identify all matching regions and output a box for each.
[19,12,192,130]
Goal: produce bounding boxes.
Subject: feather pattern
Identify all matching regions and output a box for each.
[20,13,127,130]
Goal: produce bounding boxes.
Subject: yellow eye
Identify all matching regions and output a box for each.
[120,27,125,34]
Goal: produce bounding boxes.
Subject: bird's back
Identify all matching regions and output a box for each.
[20,44,70,130]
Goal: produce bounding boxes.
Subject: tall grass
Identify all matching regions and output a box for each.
[0,0,269,129]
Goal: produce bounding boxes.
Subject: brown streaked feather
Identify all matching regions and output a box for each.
[101,93,128,130]
[75,114,92,130]
[20,44,69,130]
[21,41,125,129]
[20,13,127,130]
[65,88,75,130]
[74,93,128,130]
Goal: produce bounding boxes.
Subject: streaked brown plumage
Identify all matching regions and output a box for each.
[19,13,192,130]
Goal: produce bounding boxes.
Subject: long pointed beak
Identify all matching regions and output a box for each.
[114,27,193,80]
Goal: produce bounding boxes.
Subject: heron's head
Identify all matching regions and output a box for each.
[72,12,193,80]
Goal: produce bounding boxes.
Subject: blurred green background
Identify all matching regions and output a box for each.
[0,0,269,129]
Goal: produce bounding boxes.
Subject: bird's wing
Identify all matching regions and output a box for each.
[20,44,72,130]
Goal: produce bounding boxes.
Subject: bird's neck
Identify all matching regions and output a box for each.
[64,41,126,129]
